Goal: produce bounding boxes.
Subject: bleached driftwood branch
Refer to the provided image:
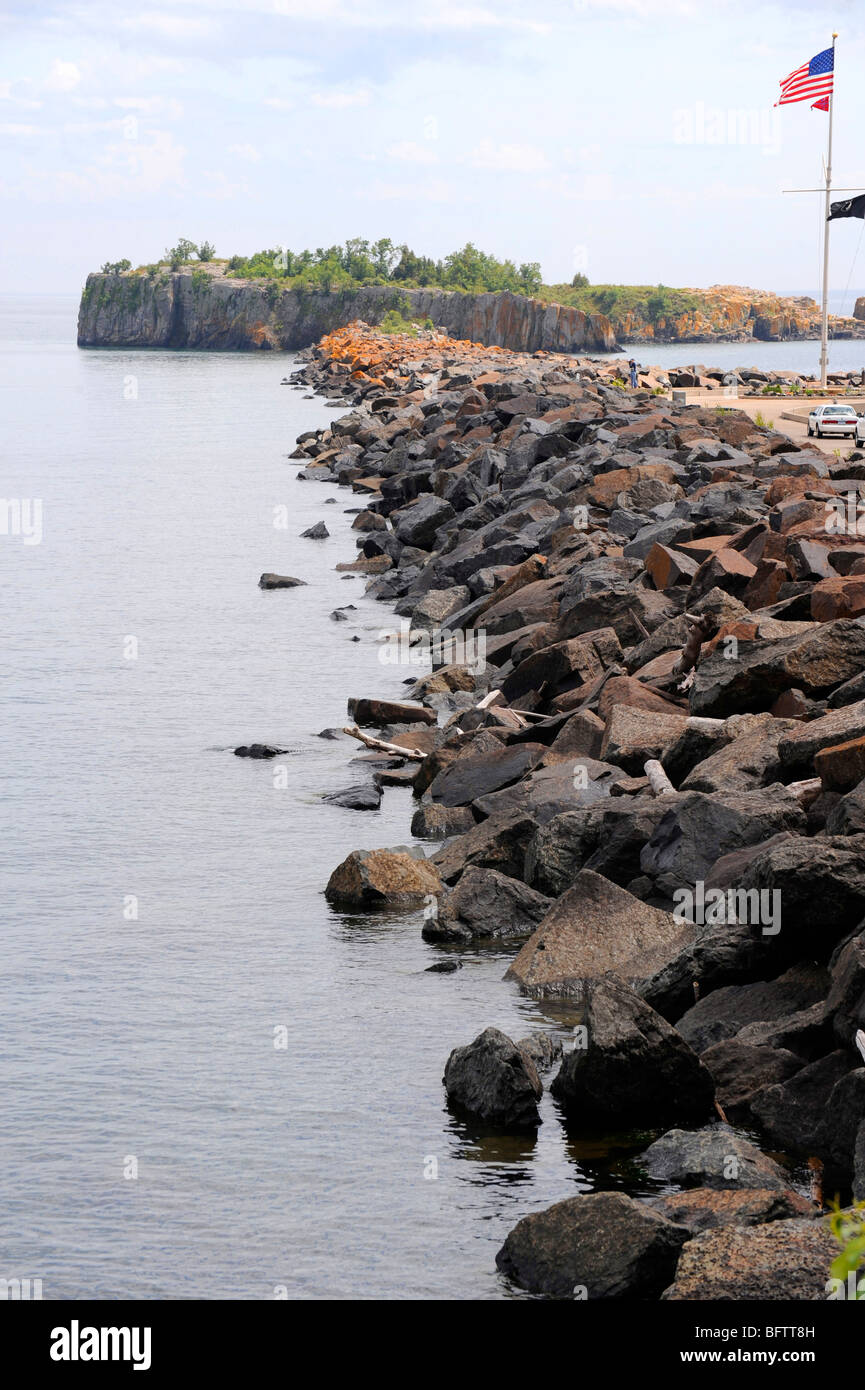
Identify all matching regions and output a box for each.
[342,726,427,760]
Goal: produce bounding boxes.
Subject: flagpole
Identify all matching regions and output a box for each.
[819,32,838,388]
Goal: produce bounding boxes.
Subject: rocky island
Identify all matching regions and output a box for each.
[289,320,865,1300]
[77,239,865,353]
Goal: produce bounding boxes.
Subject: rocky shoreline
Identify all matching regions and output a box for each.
[287,322,865,1301]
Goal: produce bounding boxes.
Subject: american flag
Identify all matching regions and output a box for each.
[776,46,834,108]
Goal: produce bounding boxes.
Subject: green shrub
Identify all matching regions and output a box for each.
[828,1203,865,1298]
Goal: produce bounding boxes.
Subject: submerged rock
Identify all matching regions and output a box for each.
[259,572,306,588]
[322,782,382,810]
[234,743,286,758]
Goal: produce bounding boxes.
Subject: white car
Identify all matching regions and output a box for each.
[857,413,865,446]
[808,403,859,439]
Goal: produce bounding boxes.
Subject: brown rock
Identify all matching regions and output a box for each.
[811,576,865,622]
[600,704,689,773]
[325,847,442,907]
[677,535,736,563]
[587,462,677,508]
[743,559,788,609]
[815,735,865,793]
[597,676,685,723]
[347,697,437,729]
[648,1187,814,1234]
[764,474,815,505]
[779,699,865,773]
[504,869,693,998]
[690,548,757,602]
[645,542,699,590]
[662,1218,838,1300]
[545,708,605,761]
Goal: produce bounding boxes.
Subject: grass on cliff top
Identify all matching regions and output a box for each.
[107,238,717,329]
[538,282,710,323]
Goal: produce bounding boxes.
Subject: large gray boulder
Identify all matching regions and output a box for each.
[443,1027,542,1129]
[747,1051,855,1157]
[525,797,671,896]
[639,1125,792,1192]
[495,1191,689,1298]
[423,867,552,943]
[639,787,806,891]
[550,975,714,1125]
[393,494,456,549]
[676,963,830,1053]
[689,618,865,717]
[428,742,546,807]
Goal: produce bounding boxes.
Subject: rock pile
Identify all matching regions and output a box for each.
[304,322,865,1299]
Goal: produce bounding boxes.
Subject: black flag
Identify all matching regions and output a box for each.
[828,193,865,221]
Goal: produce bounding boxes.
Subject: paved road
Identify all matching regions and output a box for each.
[671,392,865,456]
[732,396,864,456]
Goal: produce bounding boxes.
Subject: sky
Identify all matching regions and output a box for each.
[2,0,865,297]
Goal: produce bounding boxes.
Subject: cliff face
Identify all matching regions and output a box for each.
[614,284,865,343]
[77,271,617,354]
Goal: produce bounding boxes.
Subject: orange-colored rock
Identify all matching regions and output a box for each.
[691,547,757,599]
[743,559,788,610]
[764,474,817,506]
[815,736,865,792]
[587,463,678,508]
[677,535,734,562]
[705,620,759,653]
[645,542,699,589]
[810,576,865,622]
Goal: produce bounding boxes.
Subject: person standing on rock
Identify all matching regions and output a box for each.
[628,358,639,389]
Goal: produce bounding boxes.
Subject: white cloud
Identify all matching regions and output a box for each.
[311,89,370,109]
[264,97,295,111]
[120,11,217,39]
[114,96,184,119]
[386,140,439,164]
[44,60,82,93]
[466,140,551,172]
[0,123,39,136]
[0,81,42,110]
[200,169,249,199]
[365,177,455,202]
[93,128,187,195]
[227,142,261,162]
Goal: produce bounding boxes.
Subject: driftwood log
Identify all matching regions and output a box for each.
[673,612,718,677]
[342,726,427,760]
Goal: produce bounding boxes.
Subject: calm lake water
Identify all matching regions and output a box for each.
[0,293,632,1302]
[610,338,865,375]
[0,294,814,1301]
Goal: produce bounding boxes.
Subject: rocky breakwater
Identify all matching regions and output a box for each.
[297,322,865,1300]
[77,265,616,354]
